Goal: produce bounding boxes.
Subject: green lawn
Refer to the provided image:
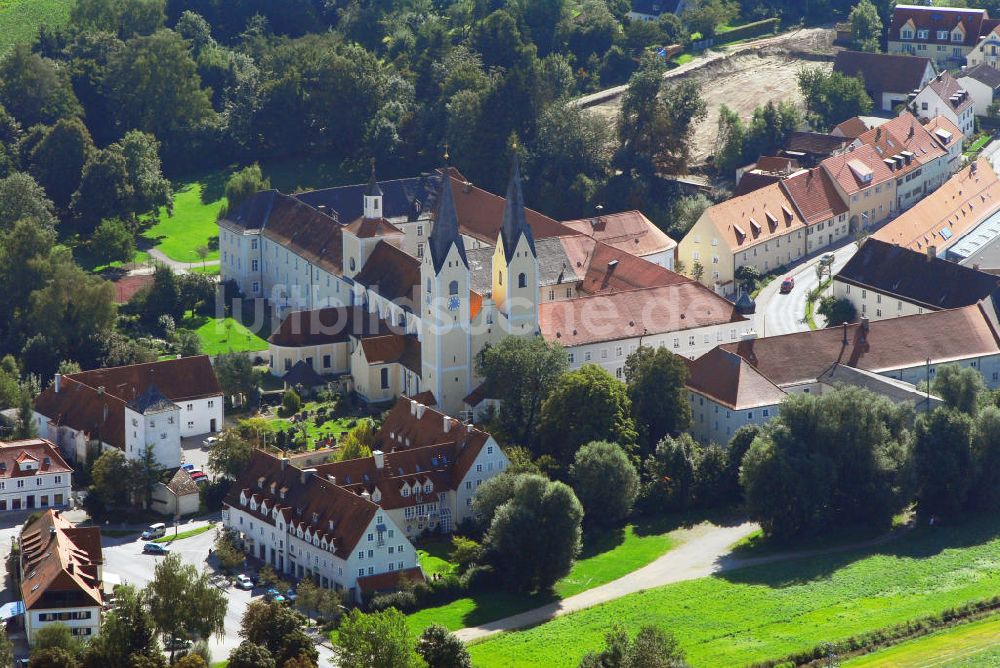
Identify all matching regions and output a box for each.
[671,53,694,66]
[405,521,677,637]
[469,514,1000,668]
[262,400,354,450]
[845,615,1000,667]
[140,156,348,264]
[152,525,213,543]
[182,312,268,355]
[0,0,72,53]
[417,536,457,579]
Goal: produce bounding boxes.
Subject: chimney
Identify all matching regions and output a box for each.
[443,416,451,433]
[281,457,290,470]
[300,467,316,484]
[98,386,104,396]
[373,450,384,469]
[67,562,74,574]
[416,404,426,419]
[409,399,417,416]
[327,475,337,484]
[927,245,937,261]
[54,373,61,393]
[361,490,371,501]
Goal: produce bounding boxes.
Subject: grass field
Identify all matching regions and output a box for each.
[152,525,213,543]
[468,514,1000,668]
[416,536,457,579]
[262,403,353,450]
[141,156,348,264]
[404,521,677,637]
[182,312,268,355]
[0,0,72,53]
[844,616,1000,667]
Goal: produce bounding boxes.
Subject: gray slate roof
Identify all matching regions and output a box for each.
[127,384,176,414]
[961,63,1000,90]
[466,238,577,297]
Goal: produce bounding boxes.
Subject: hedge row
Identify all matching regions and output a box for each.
[747,595,1000,668]
[716,18,781,45]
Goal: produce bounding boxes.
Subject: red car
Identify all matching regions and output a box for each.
[779,277,794,294]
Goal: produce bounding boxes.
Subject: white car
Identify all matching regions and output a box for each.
[203,436,219,448]
[235,574,253,590]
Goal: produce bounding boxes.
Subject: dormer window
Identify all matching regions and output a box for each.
[249,499,257,511]
[917,29,928,39]
[937,30,948,40]
[272,508,279,519]
[402,486,410,497]
[901,28,913,40]
[424,482,432,494]
[257,476,265,489]
[240,491,248,506]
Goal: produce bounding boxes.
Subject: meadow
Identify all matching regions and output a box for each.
[0,0,71,54]
[468,514,1000,667]
[844,616,1000,667]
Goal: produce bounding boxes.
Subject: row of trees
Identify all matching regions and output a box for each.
[741,366,1000,539]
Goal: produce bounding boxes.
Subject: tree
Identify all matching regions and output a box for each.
[798,69,873,132]
[293,578,321,620]
[913,408,973,519]
[128,444,161,509]
[570,441,639,526]
[538,365,637,460]
[624,346,692,453]
[335,608,422,668]
[817,296,856,327]
[0,44,82,128]
[33,624,81,657]
[29,118,95,210]
[667,194,711,239]
[850,0,883,52]
[224,163,271,212]
[146,553,227,662]
[682,0,738,38]
[89,448,131,507]
[741,387,912,538]
[0,172,58,232]
[640,433,700,512]
[723,424,760,503]
[116,130,172,216]
[0,623,10,668]
[227,642,275,668]
[144,264,183,322]
[276,631,317,666]
[449,536,481,574]
[176,11,216,53]
[91,219,136,265]
[175,329,203,357]
[214,527,246,570]
[28,647,80,668]
[338,418,376,461]
[970,406,1000,511]
[70,0,166,39]
[417,624,472,668]
[173,656,207,668]
[617,56,706,175]
[282,389,302,415]
[207,430,253,480]
[579,624,689,668]
[482,474,583,592]
[71,148,132,230]
[215,351,257,400]
[14,387,37,439]
[933,364,985,415]
[83,584,158,667]
[477,336,567,447]
[239,600,305,657]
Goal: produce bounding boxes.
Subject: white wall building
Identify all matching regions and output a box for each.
[0,439,72,512]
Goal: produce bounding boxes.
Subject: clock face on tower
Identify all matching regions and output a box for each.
[448,296,460,311]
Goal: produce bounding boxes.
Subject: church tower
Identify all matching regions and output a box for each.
[421,168,472,415]
[492,154,539,336]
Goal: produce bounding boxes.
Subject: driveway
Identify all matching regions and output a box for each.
[757,242,858,337]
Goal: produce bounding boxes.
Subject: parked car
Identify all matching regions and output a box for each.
[141,523,166,540]
[164,637,191,651]
[285,588,298,602]
[779,277,795,294]
[235,574,254,590]
[143,542,169,555]
[820,253,835,265]
[265,588,286,603]
[181,463,195,472]
[190,471,207,481]
[202,436,218,448]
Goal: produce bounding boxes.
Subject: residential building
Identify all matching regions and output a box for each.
[0,439,71,512]
[734,156,802,196]
[33,357,223,469]
[20,510,103,644]
[779,132,850,166]
[831,116,890,140]
[957,63,1000,116]
[230,159,750,417]
[872,158,1000,256]
[888,5,994,68]
[223,395,508,601]
[833,238,1000,320]
[686,303,1000,442]
[627,0,686,21]
[966,23,1000,69]
[561,211,677,270]
[833,51,937,112]
[910,71,976,137]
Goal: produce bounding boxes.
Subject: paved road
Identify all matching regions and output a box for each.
[757,242,859,337]
[454,521,759,644]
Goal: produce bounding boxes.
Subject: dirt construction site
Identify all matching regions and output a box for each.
[585,27,840,167]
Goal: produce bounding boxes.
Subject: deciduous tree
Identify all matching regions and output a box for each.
[207,430,253,480]
[798,68,873,132]
[933,364,985,415]
[417,624,472,668]
[335,608,422,668]
[0,44,82,128]
[569,441,639,525]
[146,553,226,662]
[913,408,973,519]
[0,172,58,232]
[849,0,883,52]
[29,118,95,210]
[624,346,691,453]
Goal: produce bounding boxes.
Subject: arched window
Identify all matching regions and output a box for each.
[449,280,459,296]
[426,278,432,294]
[518,273,527,288]
[498,271,503,286]
[350,257,356,271]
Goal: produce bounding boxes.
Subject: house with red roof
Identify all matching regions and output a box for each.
[887,5,997,68]
[0,439,72,513]
[222,394,508,601]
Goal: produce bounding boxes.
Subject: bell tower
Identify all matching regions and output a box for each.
[420,165,472,415]
[492,154,539,335]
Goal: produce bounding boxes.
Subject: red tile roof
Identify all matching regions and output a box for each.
[357,567,424,593]
[833,117,876,139]
[448,175,573,244]
[260,193,345,277]
[359,334,421,374]
[561,211,677,258]
[268,306,393,348]
[539,283,745,347]
[685,347,787,409]
[353,241,421,305]
[924,71,975,116]
[700,181,808,251]
[780,168,849,224]
[722,303,1000,387]
[0,439,71,478]
[889,5,987,47]
[557,235,686,295]
[821,143,907,195]
[343,217,403,239]
[20,510,103,611]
